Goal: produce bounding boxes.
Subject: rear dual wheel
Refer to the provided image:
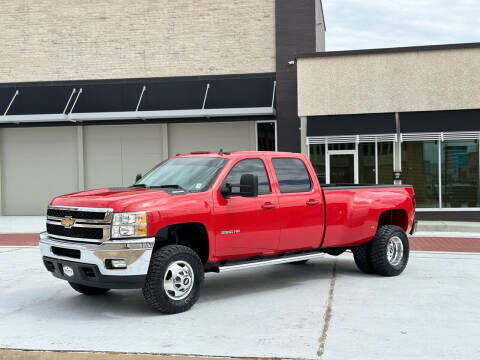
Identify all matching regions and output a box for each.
[352,225,409,276]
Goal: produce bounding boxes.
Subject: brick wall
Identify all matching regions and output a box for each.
[0,0,275,83]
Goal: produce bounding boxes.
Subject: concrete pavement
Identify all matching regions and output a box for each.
[1,247,479,359]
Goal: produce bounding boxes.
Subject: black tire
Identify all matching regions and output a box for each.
[290,260,309,265]
[369,225,409,276]
[142,245,204,314]
[69,282,110,295]
[352,242,375,274]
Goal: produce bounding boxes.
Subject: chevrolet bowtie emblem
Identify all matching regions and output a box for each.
[61,217,75,228]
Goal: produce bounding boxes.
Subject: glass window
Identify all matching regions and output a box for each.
[309,144,326,184]
[272,158,312,193]
[257,122,276,151]
[358,143,376,184]
[402,141,439,207]
[378,142,394,184]
[328,143,355,151]
[138,157,227,192]
[223,159,271,195]
[442,140,479,208]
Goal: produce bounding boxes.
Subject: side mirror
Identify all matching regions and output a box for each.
[135,173,142,182]
[220,174,259,198]
[220,183,232,198]
[239,174,258,197]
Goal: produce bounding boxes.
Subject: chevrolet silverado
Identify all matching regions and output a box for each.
[40,151,416,314]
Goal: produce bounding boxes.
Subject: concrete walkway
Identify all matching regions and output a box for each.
[1,248,479,359]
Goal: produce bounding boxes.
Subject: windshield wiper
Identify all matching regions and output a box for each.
[153,184,188,192]
[131,184,148,188]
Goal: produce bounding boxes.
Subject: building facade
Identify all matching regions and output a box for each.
[297,43,480,221]
[0,0,325,215]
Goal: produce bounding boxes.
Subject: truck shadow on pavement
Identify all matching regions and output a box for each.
[36,256,371,318]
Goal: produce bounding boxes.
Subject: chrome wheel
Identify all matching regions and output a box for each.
[386,236,404,266]
[163,260,195,300]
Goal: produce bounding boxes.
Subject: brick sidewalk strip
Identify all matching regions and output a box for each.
[409,236,480,253]
[0,233,479,252]
[0,233,39,246]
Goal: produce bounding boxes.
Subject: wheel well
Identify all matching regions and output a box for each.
[155,222,210,264]
[378,209,408,231]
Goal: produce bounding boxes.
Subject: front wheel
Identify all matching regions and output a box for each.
[69,282,110,295]
[369,225,409,276]
[142,245,204,314]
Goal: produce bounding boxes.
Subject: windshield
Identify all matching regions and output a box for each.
[136,157,227,192]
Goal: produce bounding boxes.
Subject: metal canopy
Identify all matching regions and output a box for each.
[0,74,276,124]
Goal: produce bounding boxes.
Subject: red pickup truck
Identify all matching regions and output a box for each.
[40,151,416,314]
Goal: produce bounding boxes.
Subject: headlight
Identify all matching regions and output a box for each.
[111,212,148,239]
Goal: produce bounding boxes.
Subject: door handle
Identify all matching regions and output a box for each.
[306,199,320,207]
[261,202,276,210]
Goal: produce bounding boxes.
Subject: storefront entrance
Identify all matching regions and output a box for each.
[309,138,395,186]
[327,150,358,184]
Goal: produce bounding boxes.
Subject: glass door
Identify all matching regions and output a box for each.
[326,149,358,184]
[256,121,276,151]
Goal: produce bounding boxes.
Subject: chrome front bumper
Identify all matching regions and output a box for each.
[39,232,155,277]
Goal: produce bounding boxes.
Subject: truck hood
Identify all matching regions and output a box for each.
[50,187,179,212]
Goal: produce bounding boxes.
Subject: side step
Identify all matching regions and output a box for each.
[218,252,325,273]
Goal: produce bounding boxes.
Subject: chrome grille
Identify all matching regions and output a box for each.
[46,206,113,243]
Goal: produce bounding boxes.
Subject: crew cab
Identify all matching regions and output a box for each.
[40,151,416,314]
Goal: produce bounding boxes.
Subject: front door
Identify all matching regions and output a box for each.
[327,149,358,184]
[213,158,281,259]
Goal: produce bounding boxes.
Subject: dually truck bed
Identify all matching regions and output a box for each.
[320,184,415,248]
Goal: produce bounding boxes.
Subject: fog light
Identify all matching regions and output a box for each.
[109,259,127,269]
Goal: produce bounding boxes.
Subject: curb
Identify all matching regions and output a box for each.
[0,349,244,360]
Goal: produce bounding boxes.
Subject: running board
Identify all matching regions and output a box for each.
[218,252,325,273]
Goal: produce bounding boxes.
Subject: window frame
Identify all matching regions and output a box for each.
[221,157,273,196]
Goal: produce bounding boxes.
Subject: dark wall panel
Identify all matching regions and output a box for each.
[275,0,316,152]
[400,109,480,132]
[0,73,275,116]
[416,211,480,222]
[307,113,396,136]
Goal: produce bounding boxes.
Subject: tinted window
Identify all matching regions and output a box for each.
[272,158,312,193]
[224,159,271,195]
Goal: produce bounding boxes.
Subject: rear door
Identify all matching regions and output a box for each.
[269,157,325,251]
[213,157,281,259]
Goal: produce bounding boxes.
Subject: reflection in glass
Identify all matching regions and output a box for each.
[442,140,479,207]
[330,154,355,184]
[358,143,375,184]
[309,144,326,184]
[401,141,439,207]
[378,142,394,184]
[328,143,355,151]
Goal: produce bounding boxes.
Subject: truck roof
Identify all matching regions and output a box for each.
[174,151,302,159]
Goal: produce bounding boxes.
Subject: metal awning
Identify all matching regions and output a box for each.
[0,74,276,124]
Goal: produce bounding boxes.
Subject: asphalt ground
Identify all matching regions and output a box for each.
[1,247,479,360]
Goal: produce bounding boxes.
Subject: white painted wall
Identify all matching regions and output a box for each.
[84,124,165,189]
[0,121,255,215]
[168,121,256,156]
[0,127,79,215]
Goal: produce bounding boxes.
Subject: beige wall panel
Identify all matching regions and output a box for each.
[298,48,480,116]
[0,0,275,83]
[168,121,256,156]
[84,124,164,189]
[0,127,78,215]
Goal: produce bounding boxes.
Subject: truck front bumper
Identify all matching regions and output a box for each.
[39,232,155,289]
